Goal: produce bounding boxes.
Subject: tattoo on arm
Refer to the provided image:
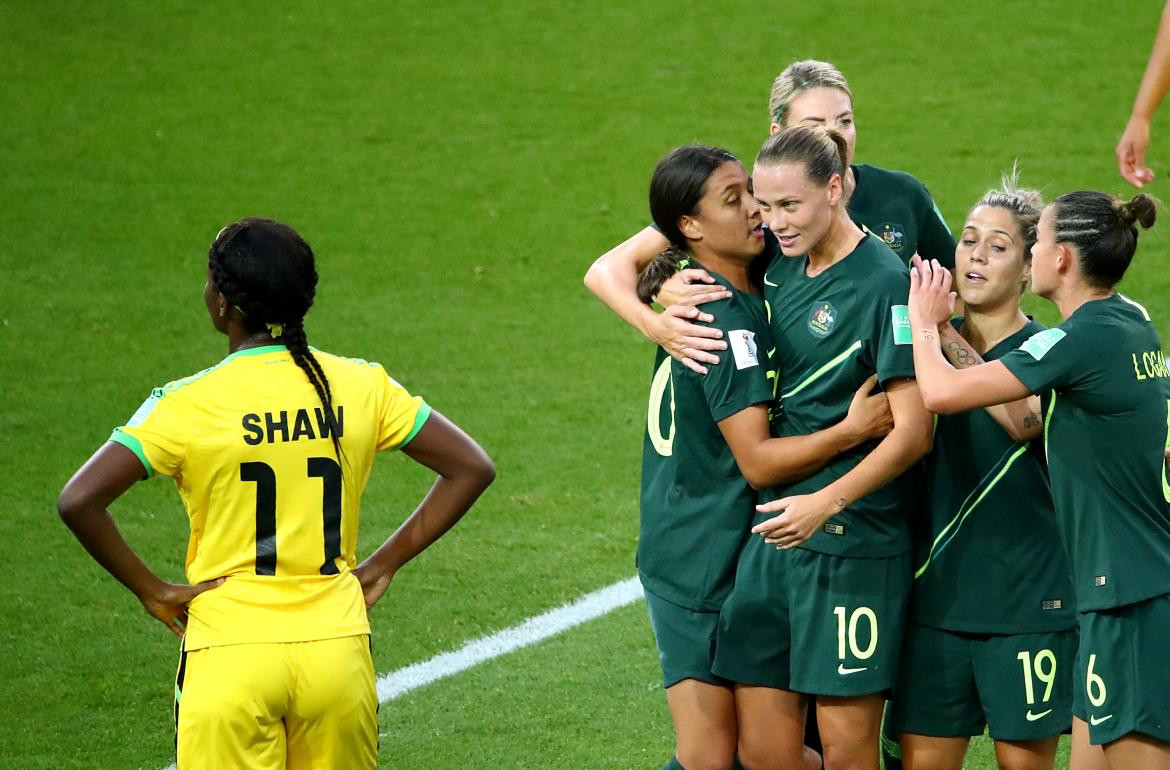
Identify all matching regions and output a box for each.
[945,340,976,368]
[833,497,847,511]
[919,330,936,342]
[1022,412,1041,429]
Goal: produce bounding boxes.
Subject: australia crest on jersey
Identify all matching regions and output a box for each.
[878,222,905,252]
[807,301,837,338]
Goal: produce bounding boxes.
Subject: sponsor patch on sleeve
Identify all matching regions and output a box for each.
[1020,328,1067,361]
[126,391,163,427]
[891,305,912,345]
[729,329,759,370]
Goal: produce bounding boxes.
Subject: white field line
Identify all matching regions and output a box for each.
[376,575,642,701]
[159,575,643,770]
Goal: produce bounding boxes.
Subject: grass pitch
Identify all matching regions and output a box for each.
[0,1,1165,767]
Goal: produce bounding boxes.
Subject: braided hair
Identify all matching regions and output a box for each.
[208,218,344,462]
[1050,192,1157,288]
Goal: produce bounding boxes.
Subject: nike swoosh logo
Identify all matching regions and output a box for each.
[837,664,867,675]
[1025,709,1053,721]
[1090,714,1114,726]
[763,275,779,287]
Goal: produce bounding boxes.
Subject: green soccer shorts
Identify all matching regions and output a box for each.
[713,539,909,696]
[1075,592,1170,745]
[643,584,727,688]
[892,624,1075,741]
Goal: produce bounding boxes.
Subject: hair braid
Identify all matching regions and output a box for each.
[1051,191,1157,288]
[208,217,345,465]
[281,318,343,462]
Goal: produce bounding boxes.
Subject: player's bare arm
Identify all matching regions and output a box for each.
[57,442,223,637]
[752,377,933,548]
[939,323,1042,440]
[718,375,892,490]
[584,226,730,373]
[1118,0,1170,186]
[354,411,495,610]
[909,258,1033,413]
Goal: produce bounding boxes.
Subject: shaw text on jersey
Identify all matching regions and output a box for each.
[242,407,346,445]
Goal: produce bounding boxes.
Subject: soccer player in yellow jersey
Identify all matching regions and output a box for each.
[57,218,495,770]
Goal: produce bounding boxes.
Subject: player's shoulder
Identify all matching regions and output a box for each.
[703,288,769,337]
[687,267,766,330]
[1013,321,1080,364]
[855,163,928,196]
[153,350,250,401]
[1111,293,1159,329]
[851,235,909,287]
[313,347,381,373]
[314,348,406,387]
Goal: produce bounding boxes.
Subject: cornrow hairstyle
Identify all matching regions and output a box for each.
[208,218,345,464]
[1049,191,1157,288]
[756,125,848,187]
[973,163,1045,258]
[768,59,852,127]
[649,144,739,249]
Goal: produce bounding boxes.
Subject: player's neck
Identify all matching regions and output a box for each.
[1048,281,1114,321]
[228,328,278,354]
[960,303,1029,354]
[807,214,864,275]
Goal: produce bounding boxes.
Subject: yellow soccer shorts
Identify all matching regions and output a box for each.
[175,635,377,770]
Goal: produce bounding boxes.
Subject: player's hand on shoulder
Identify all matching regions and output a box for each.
[655,268,730,308]
[139,577,224,638]
[649,305,727,375]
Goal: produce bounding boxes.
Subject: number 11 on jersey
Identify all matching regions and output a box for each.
[239,457,343,576]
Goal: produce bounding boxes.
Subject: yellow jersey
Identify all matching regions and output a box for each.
[110,344,429,650]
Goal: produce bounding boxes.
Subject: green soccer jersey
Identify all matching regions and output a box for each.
[762,234,916,557]
[1000,294,1170,612]
[848,164,956,269]
[912,319,1076,633]
[639,270,779,611]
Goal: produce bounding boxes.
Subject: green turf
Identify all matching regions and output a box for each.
[1,0,1166,767]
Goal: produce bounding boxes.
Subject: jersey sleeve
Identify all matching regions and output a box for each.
[998,325,1082,394]
[108,387,188,478]
[914,183,956,269]
[871,270,917,385]
[696,301,775,422]
[373,365,431,451]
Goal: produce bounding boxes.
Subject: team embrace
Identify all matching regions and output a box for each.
[586,61,1170,770]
